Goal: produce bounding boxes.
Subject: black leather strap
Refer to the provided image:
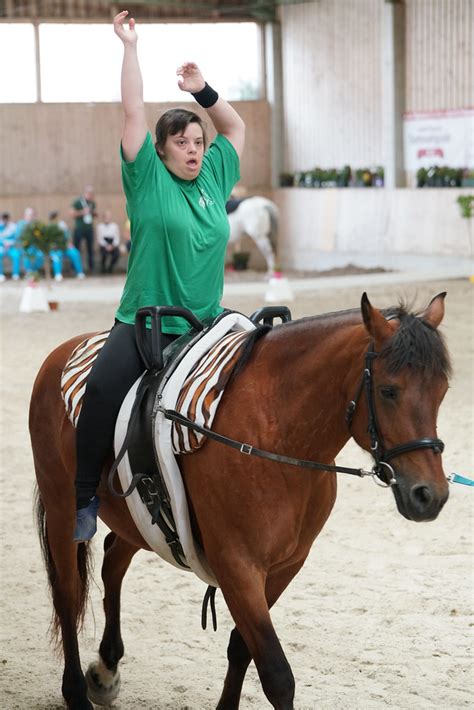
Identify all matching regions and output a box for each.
[383,438,445,462]
[163,408,368,477]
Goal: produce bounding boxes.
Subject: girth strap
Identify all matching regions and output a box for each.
[201,585,218,631]
[107,377,189,569]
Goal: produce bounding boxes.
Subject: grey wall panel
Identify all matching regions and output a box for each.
[280,0,383,172]
[406,0,473,112]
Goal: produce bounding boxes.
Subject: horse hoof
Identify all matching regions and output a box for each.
[86,659,121,706]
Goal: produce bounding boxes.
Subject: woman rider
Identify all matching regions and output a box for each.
[74,10,245,541]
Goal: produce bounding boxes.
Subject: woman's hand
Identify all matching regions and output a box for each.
[113,10,137,45]
[177,62,206,93]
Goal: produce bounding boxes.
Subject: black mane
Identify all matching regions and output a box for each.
[231,324,272,380]
[380,302,451,378]
[230,301,451,382]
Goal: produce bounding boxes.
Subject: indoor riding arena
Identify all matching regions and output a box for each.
[0,2,472,709]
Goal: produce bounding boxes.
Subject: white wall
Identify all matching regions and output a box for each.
[271,188,473,271]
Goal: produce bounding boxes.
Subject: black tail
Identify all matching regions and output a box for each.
[34,486,92,649]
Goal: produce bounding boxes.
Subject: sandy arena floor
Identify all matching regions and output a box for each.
[0,273,472,709]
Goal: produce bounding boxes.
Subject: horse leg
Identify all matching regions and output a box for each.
[253,232,275,274]
[217,561,304,710]
[85,532,139,706]
[216,627,252,710]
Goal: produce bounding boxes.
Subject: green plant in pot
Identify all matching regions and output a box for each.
[21,220,67,287]
[416,167,428,187]
[456,195,474,257]
[338,165,351,187]
[279,172,294,188]
[232,251,251,271]
[462,169,474,188]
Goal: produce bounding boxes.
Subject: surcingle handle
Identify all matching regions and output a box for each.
[250,305,292,326]
[201,585,218,631]
[135,305,204,372]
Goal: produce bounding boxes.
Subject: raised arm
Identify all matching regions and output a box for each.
[177,62,245,159]
[113,11,148,161]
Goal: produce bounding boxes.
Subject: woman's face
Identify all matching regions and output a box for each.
[160,123,205,180]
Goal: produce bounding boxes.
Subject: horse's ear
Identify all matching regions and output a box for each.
[361,292,397,343]
[419,292,446,329]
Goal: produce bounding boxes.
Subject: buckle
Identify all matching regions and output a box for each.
[140,476,160,506]
[240,443,253,455]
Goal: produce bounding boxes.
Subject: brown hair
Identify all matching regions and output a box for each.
[155,108,208,156]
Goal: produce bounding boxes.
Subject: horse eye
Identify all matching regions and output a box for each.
[380,386,397,400]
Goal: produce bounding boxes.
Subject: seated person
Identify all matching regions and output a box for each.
[18,207,42,276]
[0,213,21,281]
[97,210,121,274]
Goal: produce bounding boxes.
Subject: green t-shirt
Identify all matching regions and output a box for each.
[116,132,240,333]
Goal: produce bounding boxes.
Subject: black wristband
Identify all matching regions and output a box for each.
[191,82,219,108]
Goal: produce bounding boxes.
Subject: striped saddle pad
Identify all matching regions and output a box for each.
[61,328,250,454]
[61,331,110,429]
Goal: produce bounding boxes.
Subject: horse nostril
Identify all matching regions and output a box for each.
[410,484,434,511]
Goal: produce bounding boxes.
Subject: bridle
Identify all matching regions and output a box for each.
[345,342,445,487]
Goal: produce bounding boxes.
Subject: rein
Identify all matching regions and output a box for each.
[161,407,376,480]
[160,341,445,488]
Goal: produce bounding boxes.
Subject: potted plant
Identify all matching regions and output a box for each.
[338,165,351,187]
[416,167,428,187]
[374,166,384,187]
[279,172,294,188]
[311,167,323,188]
[291,171,303,187]
[425,166,436,187]
[462,169,474,188]
[456,195,473,259]
[456,195,474,219]
[232,251,251,271]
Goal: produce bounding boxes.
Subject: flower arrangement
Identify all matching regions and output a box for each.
[21,221,67,284]
[279,165,384,188]
[416,166,464,188]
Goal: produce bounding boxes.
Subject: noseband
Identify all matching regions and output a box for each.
[345,342,445,487]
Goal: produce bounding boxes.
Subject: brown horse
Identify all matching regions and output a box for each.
[30,292,451,710]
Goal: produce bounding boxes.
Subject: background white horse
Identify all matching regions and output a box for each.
[227,196,278,273]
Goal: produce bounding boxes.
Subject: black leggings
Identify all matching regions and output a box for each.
[75,321,178,507]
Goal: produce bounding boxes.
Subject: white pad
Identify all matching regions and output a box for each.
[114,312,256,587]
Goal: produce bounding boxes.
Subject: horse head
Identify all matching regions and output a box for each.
[350,292,451,522]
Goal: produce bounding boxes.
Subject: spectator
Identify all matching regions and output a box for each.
[71,186,97,273]
[17,207,42,275]
[96,210,121,274]
[48,211,85,281]
[0,212,21,281]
